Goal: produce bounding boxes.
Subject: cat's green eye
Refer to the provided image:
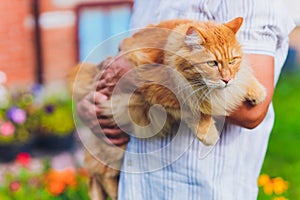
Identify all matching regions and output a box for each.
[207,61,218,67]
[228,58,236,65]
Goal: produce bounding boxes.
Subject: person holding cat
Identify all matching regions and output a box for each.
[76,0,295,199]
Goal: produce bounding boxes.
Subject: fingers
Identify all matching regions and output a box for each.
[76,91,107,130]
[98,117,116,127]
[90,125,130,146]
[96,55,133,92]
[96,65,119,91]
[86,91,108,104]
[86,109,130,146]
[96,79,106,91]
[96,80,115,97]
[77,100,100,119]
[102,128,126,138]
[102,128,129,146]
[98,87,113,98]
[104,136,129,146]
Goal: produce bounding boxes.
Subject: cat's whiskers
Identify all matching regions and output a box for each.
[231,76,248,85]
[177,80,206,94]
[180,84,207,98]
[204,83,219,89]
[201,87,215,101]
[182,85,210,104]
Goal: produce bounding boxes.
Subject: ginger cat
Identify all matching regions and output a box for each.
[71,17,266,200]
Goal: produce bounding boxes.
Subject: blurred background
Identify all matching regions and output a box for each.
[1,0,132,86]
[0,0,299,199]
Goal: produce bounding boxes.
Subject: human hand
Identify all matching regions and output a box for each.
[76,55,133,146]
[96,55,134,96]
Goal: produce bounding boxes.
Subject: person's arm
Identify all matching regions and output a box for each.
[77,53,274,146]
[227,54,274,129]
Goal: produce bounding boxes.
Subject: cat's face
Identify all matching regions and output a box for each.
[177,17,243,89]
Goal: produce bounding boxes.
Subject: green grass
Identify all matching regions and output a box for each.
[258,69,300,199]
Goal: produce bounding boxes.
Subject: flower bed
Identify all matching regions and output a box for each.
[0,84,38,161]
[33,95,76,152]
[0,71,77,159]
[258,174,289,200]
[0,153,89,199]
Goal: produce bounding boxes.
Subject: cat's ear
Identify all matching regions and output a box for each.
[224,17,243,34]
[185,27,205,50]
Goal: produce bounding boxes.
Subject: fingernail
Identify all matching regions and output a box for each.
[98,94,108,101]
[94,93,107,103]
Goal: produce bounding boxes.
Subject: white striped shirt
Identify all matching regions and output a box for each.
[119,0,295,199]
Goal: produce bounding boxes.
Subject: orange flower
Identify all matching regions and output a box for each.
[263,182,274,195]
[45,168,78,196]
[258,174,270,187]
[273,197,288,200]
[273,177,289,195]
[47,181,66,196]
[45,170,59,181]
[258,174,289,195]
[62,169,77,187]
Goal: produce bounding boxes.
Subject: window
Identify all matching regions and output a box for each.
[76,2,133,63]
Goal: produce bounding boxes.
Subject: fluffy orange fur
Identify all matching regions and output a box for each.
[71,17,266,200]
[105,17,266,144]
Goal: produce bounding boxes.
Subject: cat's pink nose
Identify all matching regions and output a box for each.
[222,78,230,84]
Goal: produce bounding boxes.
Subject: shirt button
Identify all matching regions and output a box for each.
[127,159,132,167]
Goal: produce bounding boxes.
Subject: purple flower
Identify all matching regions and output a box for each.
[7,107,27,124]
[45,104,55,113]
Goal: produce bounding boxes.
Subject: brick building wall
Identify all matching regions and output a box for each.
[0,0,36,86]
[0,0,131,87]
[0,0,77,86]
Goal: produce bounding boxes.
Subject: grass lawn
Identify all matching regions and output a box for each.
[258,69,300,199]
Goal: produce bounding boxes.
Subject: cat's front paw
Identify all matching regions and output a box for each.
[245,83,266,105]
[197,124,220,146]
